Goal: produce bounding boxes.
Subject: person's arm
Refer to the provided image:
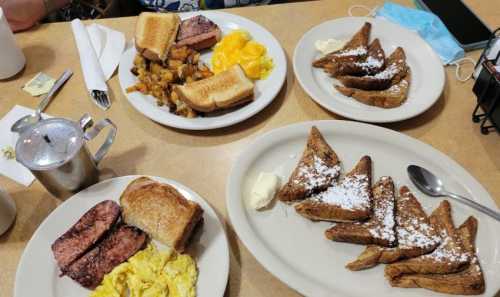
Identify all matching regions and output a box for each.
[0,0,70,32]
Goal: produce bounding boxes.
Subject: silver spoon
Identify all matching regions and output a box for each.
[11,69,73,133]
[407,165,500,221]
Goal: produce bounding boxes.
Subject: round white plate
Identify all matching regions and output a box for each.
[293,17,445,123]
[226,120,499,297]
[15,175,229,297]
[119,11,287,130]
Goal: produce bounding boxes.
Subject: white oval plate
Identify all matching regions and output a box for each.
[293,17,445,123]
[226,120,499,297]
[118,11,287,130]
[15,175,229,297]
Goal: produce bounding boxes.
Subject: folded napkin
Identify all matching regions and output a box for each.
[0,105,51,186]
[71,20,125,105]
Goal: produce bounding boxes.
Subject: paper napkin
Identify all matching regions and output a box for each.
[70,19,125,94]
[0,105,50,186]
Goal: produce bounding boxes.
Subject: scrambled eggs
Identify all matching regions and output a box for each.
[211,30,274,79]
[90,244,197,297]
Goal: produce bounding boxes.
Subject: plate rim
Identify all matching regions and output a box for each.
[225,120,498,297]
[14,175,230,297]
[118,11,287,130]
[292,16,445,123]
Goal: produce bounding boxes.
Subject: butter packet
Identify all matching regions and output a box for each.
[22,72,55,96]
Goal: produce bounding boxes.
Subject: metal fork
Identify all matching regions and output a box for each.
[90,90,111,110]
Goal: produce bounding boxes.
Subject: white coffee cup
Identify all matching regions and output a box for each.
[0,7,26,79]
[0,187,16,235]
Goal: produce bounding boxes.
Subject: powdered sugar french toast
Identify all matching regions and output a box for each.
[337,47,408,91]
[324,38,386,77]
[336,70,411,108]
[346,186,440,271]
[276,126,341,202]
[294,156,372,222]
[325,176,396,247]
[313,22,371,68]
[390,216,484,295]
[385,200,471,283]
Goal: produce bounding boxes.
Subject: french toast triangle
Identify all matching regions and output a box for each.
[337,47,408,91]
[385,200,471,283]
[276,126,341,202]
[325,38,386,77]
[324,176,396,247]
[312,22,371,68]
[294,156,373,222]
[336,70,411,109]
[346,186,440,271]
[390,216,485,295]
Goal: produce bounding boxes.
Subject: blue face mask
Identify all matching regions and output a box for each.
[374,2,464,65]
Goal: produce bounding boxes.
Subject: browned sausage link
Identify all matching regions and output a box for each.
[64,225,147,289]
[51,200,121,270]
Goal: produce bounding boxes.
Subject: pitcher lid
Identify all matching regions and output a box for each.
[15,118,84,170]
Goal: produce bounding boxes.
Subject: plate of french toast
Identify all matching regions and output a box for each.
[119,11,286,130]
[15,175,229,297]
[293,17,445,123]
[226,121,499,297]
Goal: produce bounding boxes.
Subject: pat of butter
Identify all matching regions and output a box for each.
[315,39,347,55]
[22,72,56,97]
[249,172,280,210]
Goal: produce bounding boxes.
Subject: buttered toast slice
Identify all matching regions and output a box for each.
[135,12,181,62]
[346,186,440,271]
[337,47,408,91]
[391,216,485,295]
[385,200,470,283]
[174,64,254,113]
[325,176,396,247]
[313,22,371,68]
[294,156,372,222]
[120,177,203,252]
[336,71,411,109]
[325,38,386,77]
[276,126,341,202]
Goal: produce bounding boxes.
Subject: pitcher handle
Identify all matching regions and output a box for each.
[83,118,117,164]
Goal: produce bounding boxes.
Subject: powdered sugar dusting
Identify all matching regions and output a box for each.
[294,155,341,191]
[397,217,440,249]
[373,64,399,79]
[334,47,367,57]
[368,178,396,242]
[422,231,470,263]
[354,56,384,72]
[311,174,370,210]
[386,79,408,94]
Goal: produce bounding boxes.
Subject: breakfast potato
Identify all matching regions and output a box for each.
[127,49,212,118]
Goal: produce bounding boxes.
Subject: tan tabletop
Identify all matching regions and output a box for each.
[1,0,500,296]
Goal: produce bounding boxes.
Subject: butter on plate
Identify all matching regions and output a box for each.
[248,172,281,210]
[314,38,347,55]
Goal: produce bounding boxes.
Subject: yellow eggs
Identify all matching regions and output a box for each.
[211,30,274,80]
[90,244,197,297]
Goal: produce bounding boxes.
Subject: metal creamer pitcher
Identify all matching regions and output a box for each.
[15,114,116,198]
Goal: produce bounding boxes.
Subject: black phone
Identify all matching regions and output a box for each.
[415,0,492,51]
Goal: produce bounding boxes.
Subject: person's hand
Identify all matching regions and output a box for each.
[0,0,47,32]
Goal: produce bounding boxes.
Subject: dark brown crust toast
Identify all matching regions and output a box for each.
[325,176,396,247]
[385,200,471,283]
[313,22,371,68]
[294,156,372,222]
[390,216,485,295]
[276,126,341,202]
[346,186,440,271]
